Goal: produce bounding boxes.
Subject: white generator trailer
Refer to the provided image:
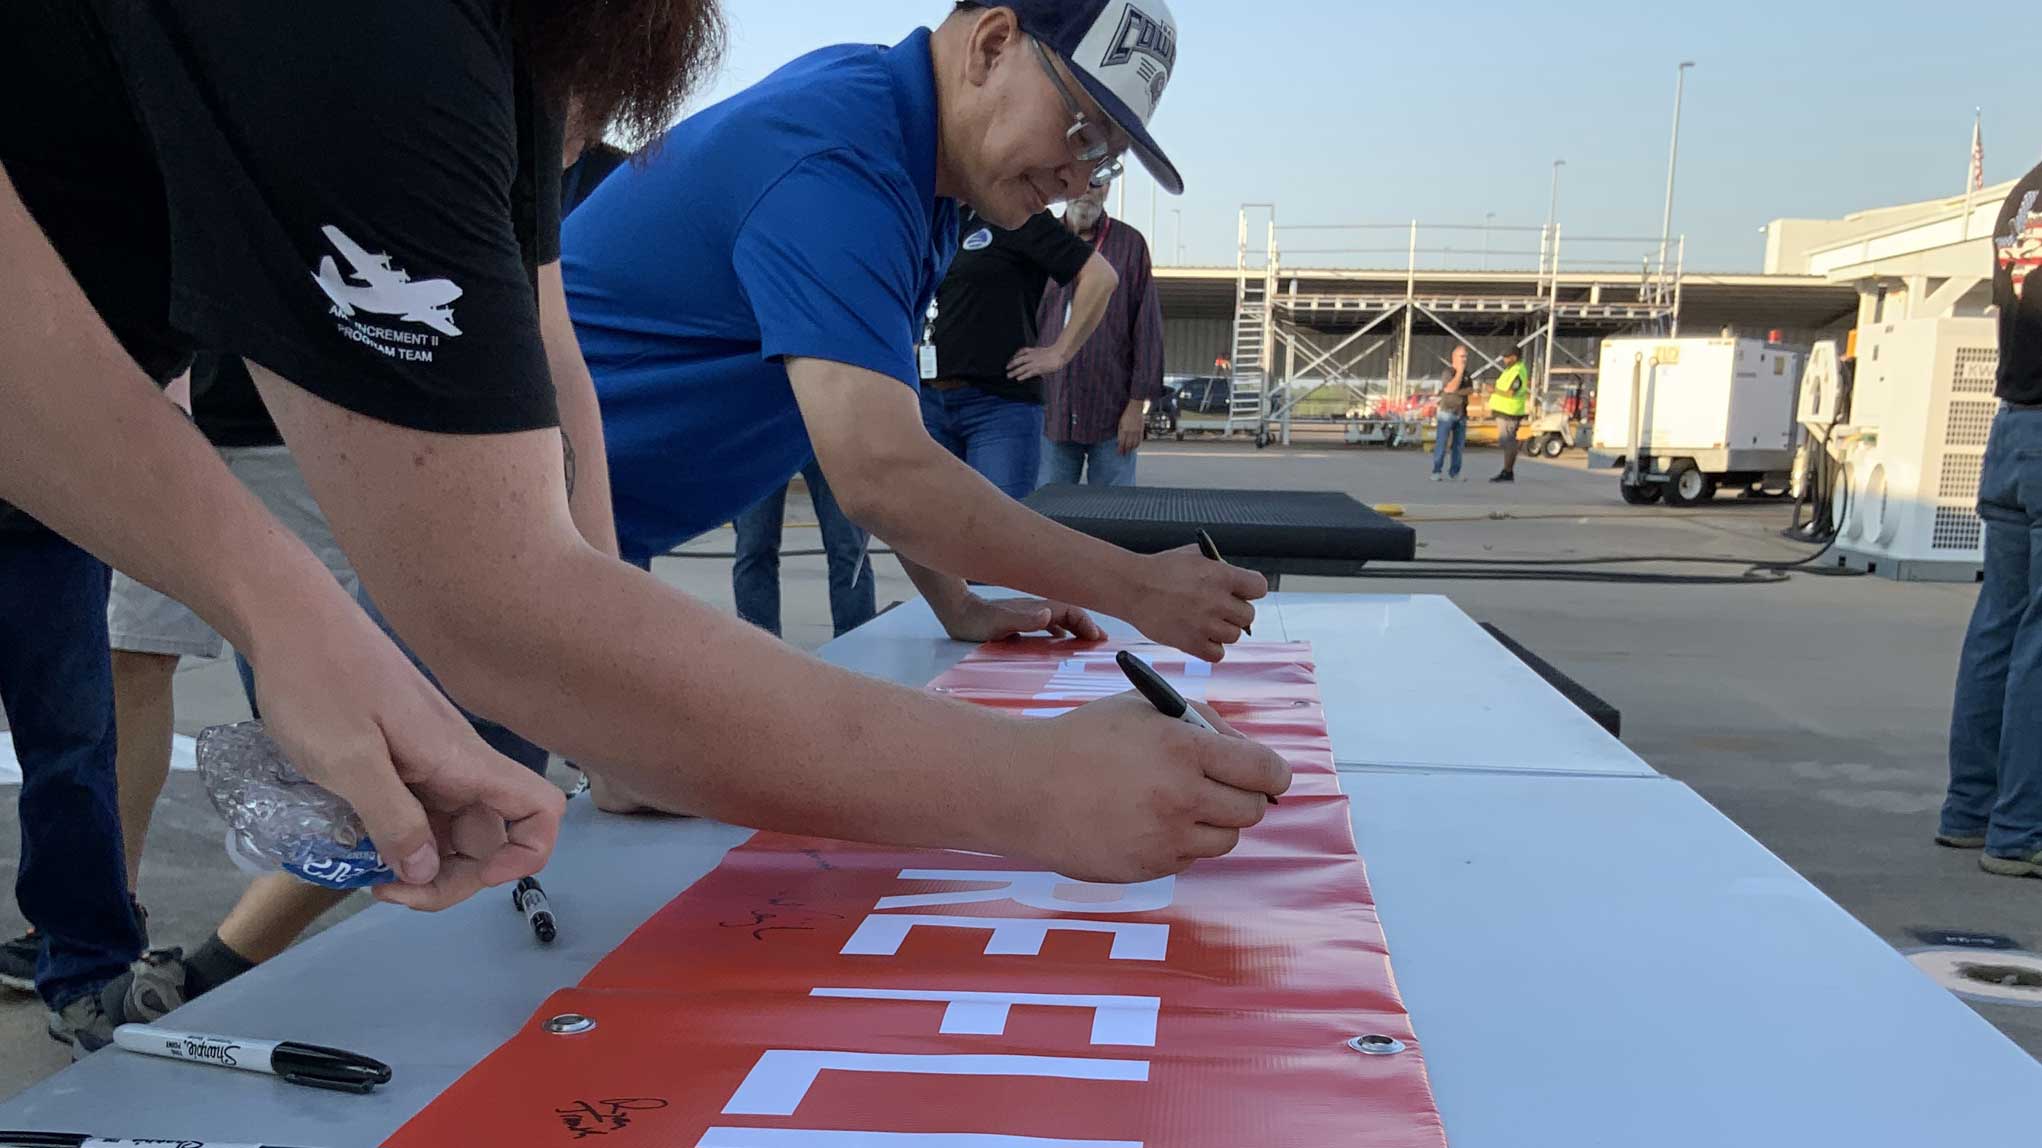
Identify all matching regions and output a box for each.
[1588,337,1806,507]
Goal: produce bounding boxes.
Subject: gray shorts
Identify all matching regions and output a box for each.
[107,445,359,659]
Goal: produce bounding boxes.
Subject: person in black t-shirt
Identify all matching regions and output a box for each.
[0,0,720,1047]
[925,208,1119,498]
[1942,161,2042,877]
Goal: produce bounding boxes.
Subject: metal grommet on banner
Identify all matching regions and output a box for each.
[545,1013,597,1035]
[1347,1034,1405,1056]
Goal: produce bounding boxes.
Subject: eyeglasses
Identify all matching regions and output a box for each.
[1031,38,1125,189]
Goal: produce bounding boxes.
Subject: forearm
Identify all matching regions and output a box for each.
[0,170,352,659]
[845,443,1147,612]
[554,368,618,557]
[405,538,1037,852]
[895,552,972,615]
[540,264,619,557]
[1050,264,1115,360]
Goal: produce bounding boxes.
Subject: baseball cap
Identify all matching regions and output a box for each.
[1002,0,1184,194]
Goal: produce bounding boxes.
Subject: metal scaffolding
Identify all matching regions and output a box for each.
[1227,207,1687,445]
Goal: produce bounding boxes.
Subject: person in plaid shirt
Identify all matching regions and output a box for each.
[1036,184,1165,487]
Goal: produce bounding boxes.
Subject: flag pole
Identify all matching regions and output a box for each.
[1963,108,1982,240]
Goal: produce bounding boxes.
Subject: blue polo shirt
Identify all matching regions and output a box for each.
[564,30,959,566]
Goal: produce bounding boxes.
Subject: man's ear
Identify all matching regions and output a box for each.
[963,5,1021,89]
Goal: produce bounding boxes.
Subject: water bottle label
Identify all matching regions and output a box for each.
[283,837,397,890]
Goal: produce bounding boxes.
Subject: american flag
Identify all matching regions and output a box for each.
[1969,111,1984,193]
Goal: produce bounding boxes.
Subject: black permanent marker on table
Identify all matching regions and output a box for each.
[0,1127,322,1135]
[110,1024,391,1094]
[1194,529,1251,636]
[514,875,557,944]
[1116,649,1276,804]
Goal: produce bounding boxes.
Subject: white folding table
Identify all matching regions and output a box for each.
[0,593,2032,1146]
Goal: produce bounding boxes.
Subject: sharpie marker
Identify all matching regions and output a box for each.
[0,1133,326,1148]
[1194,529,1251,636]
[111,1025,391,1094]
[1116,650,1277,805]
[513,876,557,944]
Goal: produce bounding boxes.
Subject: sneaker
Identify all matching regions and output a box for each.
[98,947,192,1026]
[1980,850,2042,878]
[0,930,39,993]
[1490,473,1515,483]
[1935,831,1987,850]
[46,992,114,1059]
[1430,472,1443,482]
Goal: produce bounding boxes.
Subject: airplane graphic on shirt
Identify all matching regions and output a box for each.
[1997,190,2042,304]
[311,225,463,337]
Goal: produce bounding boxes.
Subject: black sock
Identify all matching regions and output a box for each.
[184,933,257,997]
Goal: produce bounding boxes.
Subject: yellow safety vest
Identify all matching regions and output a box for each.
[1490,363,1530,417]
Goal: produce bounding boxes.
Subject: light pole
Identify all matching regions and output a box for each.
[1657,61,1696,301]
[1483,211,1496,270]
[1543,160,1565,277]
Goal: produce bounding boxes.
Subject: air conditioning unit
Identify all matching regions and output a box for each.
[1797,340,1845,431]
[1832,318,1996,581]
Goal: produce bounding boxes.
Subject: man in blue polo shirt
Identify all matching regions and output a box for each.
[566,0,1258,661]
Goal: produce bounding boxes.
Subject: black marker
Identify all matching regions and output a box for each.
[514,876,557,944]
[1116,650,1276,805]
[0,1127,322,1135]
[110,1024,390,1094]
[1194,529,1251,636]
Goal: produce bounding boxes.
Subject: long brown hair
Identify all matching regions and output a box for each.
[518,0,726,150]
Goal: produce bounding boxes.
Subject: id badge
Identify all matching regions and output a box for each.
[919,343,939,380]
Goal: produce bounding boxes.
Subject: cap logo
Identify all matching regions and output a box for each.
[1100,4,1175,114]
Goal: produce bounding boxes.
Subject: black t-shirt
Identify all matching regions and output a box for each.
[2,0,562,431]
[191,354,282,450]
[563,143,631,217]
[931,210,1093,403]
[1994,163,2042,404]
[0,0,564,535]
[1438,365,1469,415]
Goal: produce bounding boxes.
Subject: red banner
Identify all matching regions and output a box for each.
[386,641,1446,1147]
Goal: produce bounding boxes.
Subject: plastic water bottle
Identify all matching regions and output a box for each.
[195,721,396,890]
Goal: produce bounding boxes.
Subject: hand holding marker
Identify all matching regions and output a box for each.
[1195,529,1251,637]
[1116,649,1277,805]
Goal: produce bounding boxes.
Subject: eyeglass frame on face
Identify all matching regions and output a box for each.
[1029,37,1126,189]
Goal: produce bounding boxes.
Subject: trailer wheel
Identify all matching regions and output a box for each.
[1663,461,1717,507]
[1538,433,1565,459]
[1619,481,1662,505]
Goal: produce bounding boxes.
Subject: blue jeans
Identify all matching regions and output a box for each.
[1039,439,1139,488]
[0,525,141,1008]
[732,460,876,640]
[1432,412,1467,477]
[350,592,551,777]
[920,386,1046,500]
[1945,407,2042,859]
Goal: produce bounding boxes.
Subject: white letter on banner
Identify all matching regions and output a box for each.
[700,1130,1141,1148]
[1022,655,1210,718]
[809,988,1161,1046]
[841,915,1167,961]
[877,872,1175,914]
[722,1052,1149,1117]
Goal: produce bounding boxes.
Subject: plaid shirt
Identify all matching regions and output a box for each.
[1036,212,1165,445]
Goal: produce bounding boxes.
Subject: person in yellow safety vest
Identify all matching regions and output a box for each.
[1489,349,1531,483]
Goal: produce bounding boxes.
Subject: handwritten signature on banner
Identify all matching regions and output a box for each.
[554,1097,671,1139]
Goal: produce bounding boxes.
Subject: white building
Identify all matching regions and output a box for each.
[1763,179,2016,323]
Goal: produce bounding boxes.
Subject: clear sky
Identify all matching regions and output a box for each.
[676,2,2036,273]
